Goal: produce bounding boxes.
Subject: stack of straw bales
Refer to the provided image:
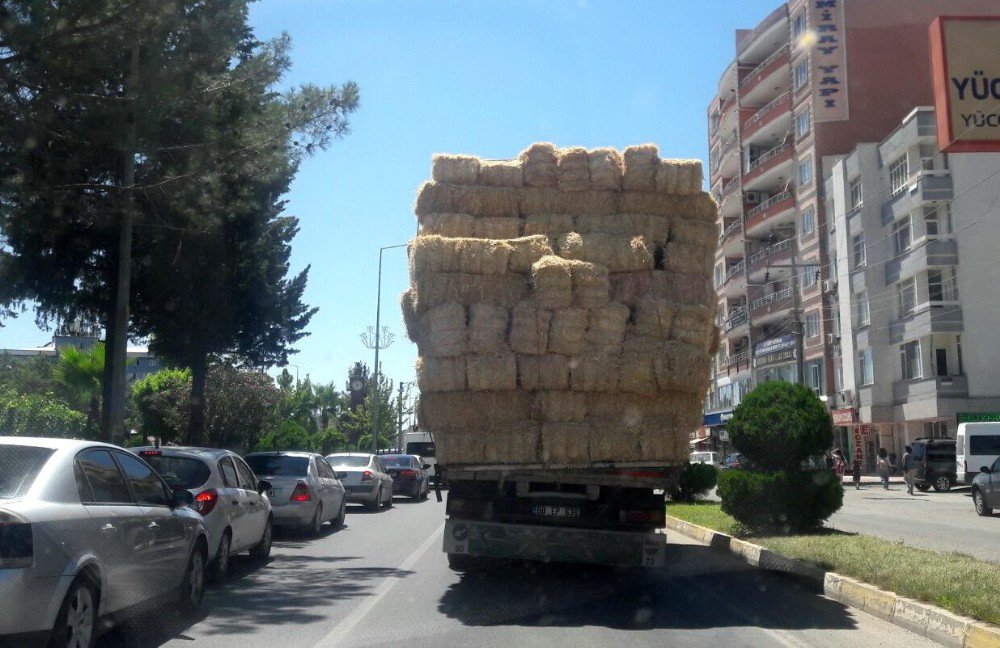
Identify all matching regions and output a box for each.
[405,143,718,468]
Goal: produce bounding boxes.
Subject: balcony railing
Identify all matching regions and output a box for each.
[720,219,742,241]
[743,91,791,132]
[724,260,746,283]
[748,237,794,266]
[725,307,748,331]
[721,176,740,200]
[746,142,792,176]
[740,45,790,87]
[749,286,793,312]
[746,191,792,220]
[727,350,750,367]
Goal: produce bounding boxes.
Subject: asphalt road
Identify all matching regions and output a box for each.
[99,494,936,648]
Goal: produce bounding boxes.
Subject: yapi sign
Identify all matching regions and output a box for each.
[931,17,1000,152]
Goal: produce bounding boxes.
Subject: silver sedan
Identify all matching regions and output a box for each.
[326,453,394,511]
[0,436,209,646]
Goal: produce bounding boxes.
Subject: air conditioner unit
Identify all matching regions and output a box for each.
[921,157,935,171]
[822,279,838,293]
[840,389,855,405]
[825,333,838,345]
[745,191,762,204]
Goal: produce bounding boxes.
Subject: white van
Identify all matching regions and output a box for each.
[956,422,1000,484]
[690,451,722,467]
[404,431,438,482]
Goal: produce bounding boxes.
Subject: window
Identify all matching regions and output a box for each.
[116,451,169,506]
[889,156,909,195]
[892,216,911,255]
[798,159,812,187]
[855,291,870,327]
[139,454,210,490]
[316,458,337,480]
[805,311,820,338]
[234,457,259,490]
[0,445,53,499]
[897,278,916,318]
[792,12,807,40]
[246,454,310,476]
[800,207,815,236]
[405,442,436,458]
[218,456,239,488]
[852,234,866,267]
[795,109,811,139]
[900,340,922,380]
[76,449,132,504]
[970,435,1000,455]
[858,349,874,385]
[849,178,863,209]
[794,60,809,91]
[805,360,824,392]
[802,264,819,288]
[928,268,959,303]
[715,263,725,288]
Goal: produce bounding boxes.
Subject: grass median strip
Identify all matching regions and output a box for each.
[668,501,1000,626]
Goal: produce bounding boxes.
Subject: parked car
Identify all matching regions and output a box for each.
[971,457,1000,516]
[133,446,273,581]
[326,453,394,511]
[690,451,722,467]
[912,437,958,492]
[244,452,346,535]
[721,453,748,470]
[0,437,208,646]
[379,454,431,500]
[957,422,1000,484]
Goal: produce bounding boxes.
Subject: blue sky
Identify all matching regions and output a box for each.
[0,0,780,389]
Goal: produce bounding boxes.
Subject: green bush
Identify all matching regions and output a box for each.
[254,420,312,452]
[670,462,719,501]
[0,388,87,438]
[718,468,843,533]
[728,381,833,471]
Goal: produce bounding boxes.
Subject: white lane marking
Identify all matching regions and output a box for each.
[315,522,445,648]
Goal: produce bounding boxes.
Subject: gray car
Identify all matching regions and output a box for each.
[972,456,1000,516]
[0,436,209,646]
[326,453,394,511]
[244,452,346,535]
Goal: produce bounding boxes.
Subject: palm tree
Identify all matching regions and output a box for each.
[54,343,105,438]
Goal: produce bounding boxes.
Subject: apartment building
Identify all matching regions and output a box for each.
[703,0,1000,448]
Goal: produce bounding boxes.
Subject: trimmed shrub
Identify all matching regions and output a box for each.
[718,468,843,533]
[670,462,719,501]
[728,381,833,472]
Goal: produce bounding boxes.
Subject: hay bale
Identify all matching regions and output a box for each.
[413,272,529,312]
[652,342,712,393]
[418,392,532,429]
[467,352,518,391]
[468,303,509,354]
[519,142,559,188]
[588,147,624,191]
[415,182,520,218]
[523,213,576,236]
[416,356,466,392]
[654,159,679,194]
[436,430,487,465]
[538,354,570,390]
[457,238,512,275]
[633,298,675,339]
[585,392,698,422]
[709,326,721,355]
[557,233,654,272]
[670,219,719,249]
[589,419,642,462]
[484,422,541,464]
[508,301,553,355]
[638,418,689,462]
[479,159,523,187]
[432,154,480,185]
[675,159,704,195]
[401,289,419,342]
[623,144,659,192]
[618,191,717,221]
[542,422,591,465]
[671,304,716,350]
[532,391,587,423]
[556,147,590,192]
[664,241,713,277]
[417,213,476,238]
[508,235,554,273]
[408,235,462,277]
[521,188,618,216]
[618,350,657,395]
[473,217,521,239]
[531,255,573,309]
[416,302,467,357]
[570,260,610,309]
[609,271,713,308]
[586,303,629,349]
[548,307,588,356]
[576,213,671,244]
[569,351,619,391]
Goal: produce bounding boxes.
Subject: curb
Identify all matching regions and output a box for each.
[666,516,1000,648]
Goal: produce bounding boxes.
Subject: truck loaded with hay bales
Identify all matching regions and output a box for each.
[402,143,719,570]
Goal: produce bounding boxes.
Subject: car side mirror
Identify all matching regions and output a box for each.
[257,480,272,495]
[423,463,431,470]
[981,466,992,474]
[171,488,194,508]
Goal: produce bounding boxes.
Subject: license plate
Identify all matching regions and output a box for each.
[267,489,280,498]
[532,505,581,518]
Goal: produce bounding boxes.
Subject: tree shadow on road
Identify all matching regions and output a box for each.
[437,543,858,632]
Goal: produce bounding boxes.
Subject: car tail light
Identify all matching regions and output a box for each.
[361,471,373,482]
[290,482,311,502]
[447,498,490,520]
[0,510,32,569]
[399,469,416,478]
[192,489,219,516]
[138,450,162,457]
[619,509,666,526]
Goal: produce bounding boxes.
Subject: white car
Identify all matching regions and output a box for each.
[134,447,273,582]
[326,453,394,511]
[244,452,347,534]
[690,451,722,467]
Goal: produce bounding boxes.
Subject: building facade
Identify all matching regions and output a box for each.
[703,0,1000,452]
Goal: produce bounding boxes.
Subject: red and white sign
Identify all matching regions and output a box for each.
[858,424,872,436]
[831,408,856,426]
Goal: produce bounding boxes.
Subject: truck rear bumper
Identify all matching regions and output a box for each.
[442,519,667,567]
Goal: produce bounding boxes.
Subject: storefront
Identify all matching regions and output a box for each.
[701,410,733,456]
[752,334,798,384]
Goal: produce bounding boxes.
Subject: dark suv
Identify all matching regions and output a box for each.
[912,438,957,492]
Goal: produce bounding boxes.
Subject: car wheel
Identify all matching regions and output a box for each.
[50,578,98,648]
[383,487,393,509]
[249,518,273,561]
[331,499,346,528]
[933,475,952,492]
[179,542,207,614]
[974,489,993,516]
[208,530,231,583]
[366,488,381,512]
[309,503,324,537]
[915,482,931,492]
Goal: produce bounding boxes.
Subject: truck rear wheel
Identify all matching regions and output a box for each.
[447,552,480,572]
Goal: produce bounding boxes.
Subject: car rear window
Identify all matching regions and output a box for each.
[380,455,411,467]
[405,442,435,458]
[246,455,309,476]
[327,455,370,468]
[139,454,211,490]
[0,445,54,499]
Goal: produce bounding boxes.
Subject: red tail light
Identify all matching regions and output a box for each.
[193,489,218,516]
[361,471,373,482]
[138,450,161,457]
[290,482,311,502]
[399,469,416,478]
[0,510,32,569]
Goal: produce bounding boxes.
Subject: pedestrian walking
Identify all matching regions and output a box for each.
[902,445,916,495]
[876,448,891,489]
[833,449,847,482]
[824,452,834,470]
[852,457,863,489]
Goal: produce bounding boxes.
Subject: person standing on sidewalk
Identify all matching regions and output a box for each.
[902,445,916,495]
[876,448,891,490]
[833,449,847,483]
[851,457,863,489]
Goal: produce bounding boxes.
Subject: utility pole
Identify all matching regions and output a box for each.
[397,382,404,452]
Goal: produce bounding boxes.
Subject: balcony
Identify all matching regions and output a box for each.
[742,142,794,190]
[747,237,794,278]
[726,349,751,369]
[724,307,749,337]
[888,304,964,344]
[881,172,954,225]
[736,4,789,59]
[720,260,746,297]
[741,91,792,141]
[892,375,968,405]
[739,45,791,106]
[749,286,794,320]
[717,132,740,179]
[718,177,742,218]
[883,238,959,285]
[744,191,795,235]
[716,95,739,139]
[718,218,743,256]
